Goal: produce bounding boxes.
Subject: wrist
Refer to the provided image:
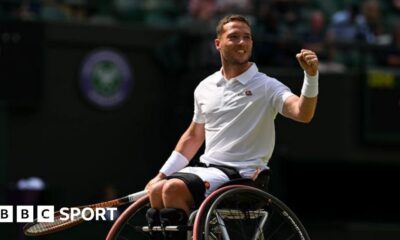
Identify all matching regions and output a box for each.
[301,71,319,98]
[305,69,318,77]
[156,172,167,179]
[159,151,189,176]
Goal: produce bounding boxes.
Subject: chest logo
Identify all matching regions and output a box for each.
[245,90,253,96]
[238,89,253,96]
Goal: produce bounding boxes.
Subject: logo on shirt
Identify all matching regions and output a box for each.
[245,90,253,96]
[237,89,253,96]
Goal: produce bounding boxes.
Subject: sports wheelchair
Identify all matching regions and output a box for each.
[106,170,310,240]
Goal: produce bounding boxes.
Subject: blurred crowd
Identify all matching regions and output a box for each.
[1,0,400,70]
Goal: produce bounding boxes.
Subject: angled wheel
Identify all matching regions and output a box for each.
[106,196,151,240]
[193,185,310,240]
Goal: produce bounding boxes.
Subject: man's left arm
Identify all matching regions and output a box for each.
[282,49,319,123]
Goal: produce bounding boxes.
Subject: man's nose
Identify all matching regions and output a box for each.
[238,38,246,44]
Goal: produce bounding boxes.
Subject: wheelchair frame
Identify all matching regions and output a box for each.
[106,180,311,240]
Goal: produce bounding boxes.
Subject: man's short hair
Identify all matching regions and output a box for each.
[216,15,251,37]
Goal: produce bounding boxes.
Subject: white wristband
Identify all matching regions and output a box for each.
[160,151,189,176]
[301,71,319,98]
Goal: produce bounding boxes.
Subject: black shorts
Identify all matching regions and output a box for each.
[166,172,206,208]
[167,163,240,208]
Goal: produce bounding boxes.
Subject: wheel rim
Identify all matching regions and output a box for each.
[106,196,151,240]
[114,203,150,239]
[201,187,310,240]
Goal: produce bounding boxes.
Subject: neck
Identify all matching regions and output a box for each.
[221,62,252,80]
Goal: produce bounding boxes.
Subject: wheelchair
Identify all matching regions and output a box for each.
[106,170,310,240]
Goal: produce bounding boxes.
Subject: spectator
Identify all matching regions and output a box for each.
[302,9,345,73]
[329,0,389,44]
[179,0,217,32]
[392,0,400,10]
[358,0,388,44]
[387,0,400,28]
[189,0,217,21]
[216,0,254,16]
[174,0,219,69]
[40,0,67,21]
[16,0,41,20]
[143,0,185,27]
[62,0,88,22]
[254,2,281,39]
[301,10,326,56]
[378,21,400,67]
[329,3,364,42]
[253,2,288,66]
[271,0,308,33]
[88,0,117,25]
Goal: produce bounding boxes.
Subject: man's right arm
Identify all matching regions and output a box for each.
[146,121,205,188]
[174,121,205,162]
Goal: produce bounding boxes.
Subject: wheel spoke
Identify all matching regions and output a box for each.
[195,187,310,240]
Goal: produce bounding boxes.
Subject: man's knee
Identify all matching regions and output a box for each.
[162,179,190,199]
[148,180,166,200]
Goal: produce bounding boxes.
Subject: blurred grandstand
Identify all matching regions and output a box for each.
[1,0,400,70]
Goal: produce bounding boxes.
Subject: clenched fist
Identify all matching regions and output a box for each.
[296,49,319,76]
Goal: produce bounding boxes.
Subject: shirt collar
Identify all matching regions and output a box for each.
[216,63,258,86]
[235,63,258,85]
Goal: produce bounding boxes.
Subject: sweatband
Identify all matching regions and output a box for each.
[301,71,319,98]
[160,151,189,176]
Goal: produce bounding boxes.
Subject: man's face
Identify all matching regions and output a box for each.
[215,21,253,66]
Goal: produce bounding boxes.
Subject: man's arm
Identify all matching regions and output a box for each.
[282,49,319,123]
[146,121,205,187]
[282,95,317,123]
[174,121,205,161]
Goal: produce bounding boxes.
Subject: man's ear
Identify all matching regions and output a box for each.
[215,38,220,51]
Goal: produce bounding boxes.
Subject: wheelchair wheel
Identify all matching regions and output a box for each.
[106,196,151,240]
[193,185,310,240]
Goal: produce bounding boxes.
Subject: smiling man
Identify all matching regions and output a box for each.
[145,14,319,240]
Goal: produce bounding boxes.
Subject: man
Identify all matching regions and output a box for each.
[145,14,319,239]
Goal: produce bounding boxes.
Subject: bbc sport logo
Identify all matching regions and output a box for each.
[0,205,118,223]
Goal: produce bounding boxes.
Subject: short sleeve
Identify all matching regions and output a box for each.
[279,92,295,114]
[193,92,206,123]
[267,78,294,115]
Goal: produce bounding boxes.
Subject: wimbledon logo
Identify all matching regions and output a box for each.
[80,49,133,109]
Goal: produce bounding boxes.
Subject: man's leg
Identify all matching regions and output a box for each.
[147,178,194,213]
[147,179,166,209]
[146,180,167,240]
[146,167,228,239]
[162,178,194,214]
[148,178,193,240]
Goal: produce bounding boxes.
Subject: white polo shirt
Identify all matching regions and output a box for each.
[193,63,294,177]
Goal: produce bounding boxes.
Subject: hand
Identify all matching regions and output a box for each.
[145,172,166,190]
[296,49,319,76]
